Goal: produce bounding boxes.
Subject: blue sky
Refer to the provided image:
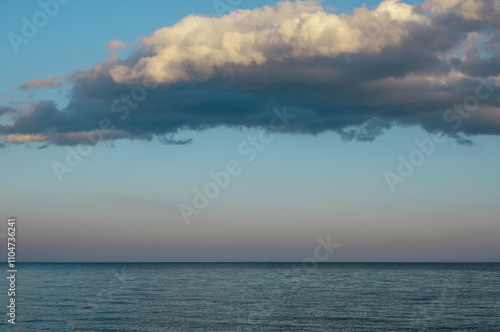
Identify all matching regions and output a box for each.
[0,0,499,262]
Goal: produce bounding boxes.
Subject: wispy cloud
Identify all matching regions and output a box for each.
[18,75,61,90]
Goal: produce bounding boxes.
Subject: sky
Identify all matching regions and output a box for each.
[0,0,499,262]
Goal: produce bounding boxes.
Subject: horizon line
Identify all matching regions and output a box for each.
[14,261,500,264]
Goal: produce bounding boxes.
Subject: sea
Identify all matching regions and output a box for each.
[2,263,499,331]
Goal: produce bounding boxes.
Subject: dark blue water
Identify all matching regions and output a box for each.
[2,263,499,331]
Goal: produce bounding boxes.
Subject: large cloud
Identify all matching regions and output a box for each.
[2,0,500,147]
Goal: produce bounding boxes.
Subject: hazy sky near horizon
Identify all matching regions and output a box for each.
[1,0,499,262]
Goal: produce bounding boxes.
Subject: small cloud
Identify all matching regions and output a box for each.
[105,40,132,60]
[158,135,193,145]
[0,105,18,117]
[341,119,392,142]
[18,76,61,90]
[451,133,474,146]
[3,134,46,143]
[106,40,128,50]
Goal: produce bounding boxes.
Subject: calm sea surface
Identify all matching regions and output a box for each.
[2,263,499,331]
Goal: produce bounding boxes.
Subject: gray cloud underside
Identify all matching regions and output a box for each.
[1,0,500,147]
